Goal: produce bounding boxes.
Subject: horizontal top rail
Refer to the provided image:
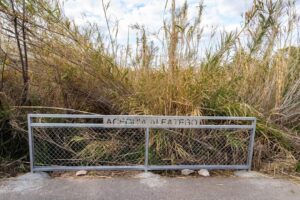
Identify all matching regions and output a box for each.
[28,114,256,129]
[28,114,256,121]
[30,123,254,129]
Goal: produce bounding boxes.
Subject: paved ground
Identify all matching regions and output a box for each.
[0,172,300,200]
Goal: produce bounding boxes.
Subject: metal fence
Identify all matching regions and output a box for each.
[28,114,256,172]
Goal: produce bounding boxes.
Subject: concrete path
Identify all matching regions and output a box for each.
[0,172,300,200]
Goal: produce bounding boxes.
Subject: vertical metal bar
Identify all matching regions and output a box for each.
[144,128,150,172]
[247,118,256,171]
[27,114,34,173]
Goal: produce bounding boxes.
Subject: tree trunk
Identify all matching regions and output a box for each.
[10,0,30,105]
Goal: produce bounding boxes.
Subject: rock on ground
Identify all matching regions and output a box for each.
[198,169,210,177]
[181,169,194,176]
[76,170,88,176]
[234,170,265,178]
[134,172,167,188]
[0,172,50,193]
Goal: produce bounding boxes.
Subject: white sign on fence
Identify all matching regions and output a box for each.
[103,116,201,126]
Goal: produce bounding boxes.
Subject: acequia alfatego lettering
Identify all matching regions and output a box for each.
[104,117,202,126]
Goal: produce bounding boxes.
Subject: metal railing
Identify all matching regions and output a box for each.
[28,114,256,172]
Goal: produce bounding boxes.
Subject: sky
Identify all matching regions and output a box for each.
[59,0,253,45]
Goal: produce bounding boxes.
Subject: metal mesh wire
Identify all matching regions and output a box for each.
[148,128,250,166]
[32,127,145,166]
[32,127,251,168]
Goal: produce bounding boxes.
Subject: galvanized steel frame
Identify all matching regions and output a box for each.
[28,114,256,172]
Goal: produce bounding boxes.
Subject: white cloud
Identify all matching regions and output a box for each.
[59,0,251,45]
[215,0,250,17]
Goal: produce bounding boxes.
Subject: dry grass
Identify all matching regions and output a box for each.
[0,0,299,176]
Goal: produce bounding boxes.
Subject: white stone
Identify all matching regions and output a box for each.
[76,170,88,176]
[234,170,265,178]
[16,172,50,181]
[0,173,50,193]
[134,172,167,188]
[181,169,194,176]
[198,169,210,177]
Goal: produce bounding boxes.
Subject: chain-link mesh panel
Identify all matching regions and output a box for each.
[32,127,145,167]
[148,128,250,166]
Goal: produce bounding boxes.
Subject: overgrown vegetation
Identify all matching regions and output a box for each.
[0,0,300,177]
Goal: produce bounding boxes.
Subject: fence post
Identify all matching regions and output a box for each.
[144,128,150,172]
[27,114,34,173]
[247,118,256,171]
